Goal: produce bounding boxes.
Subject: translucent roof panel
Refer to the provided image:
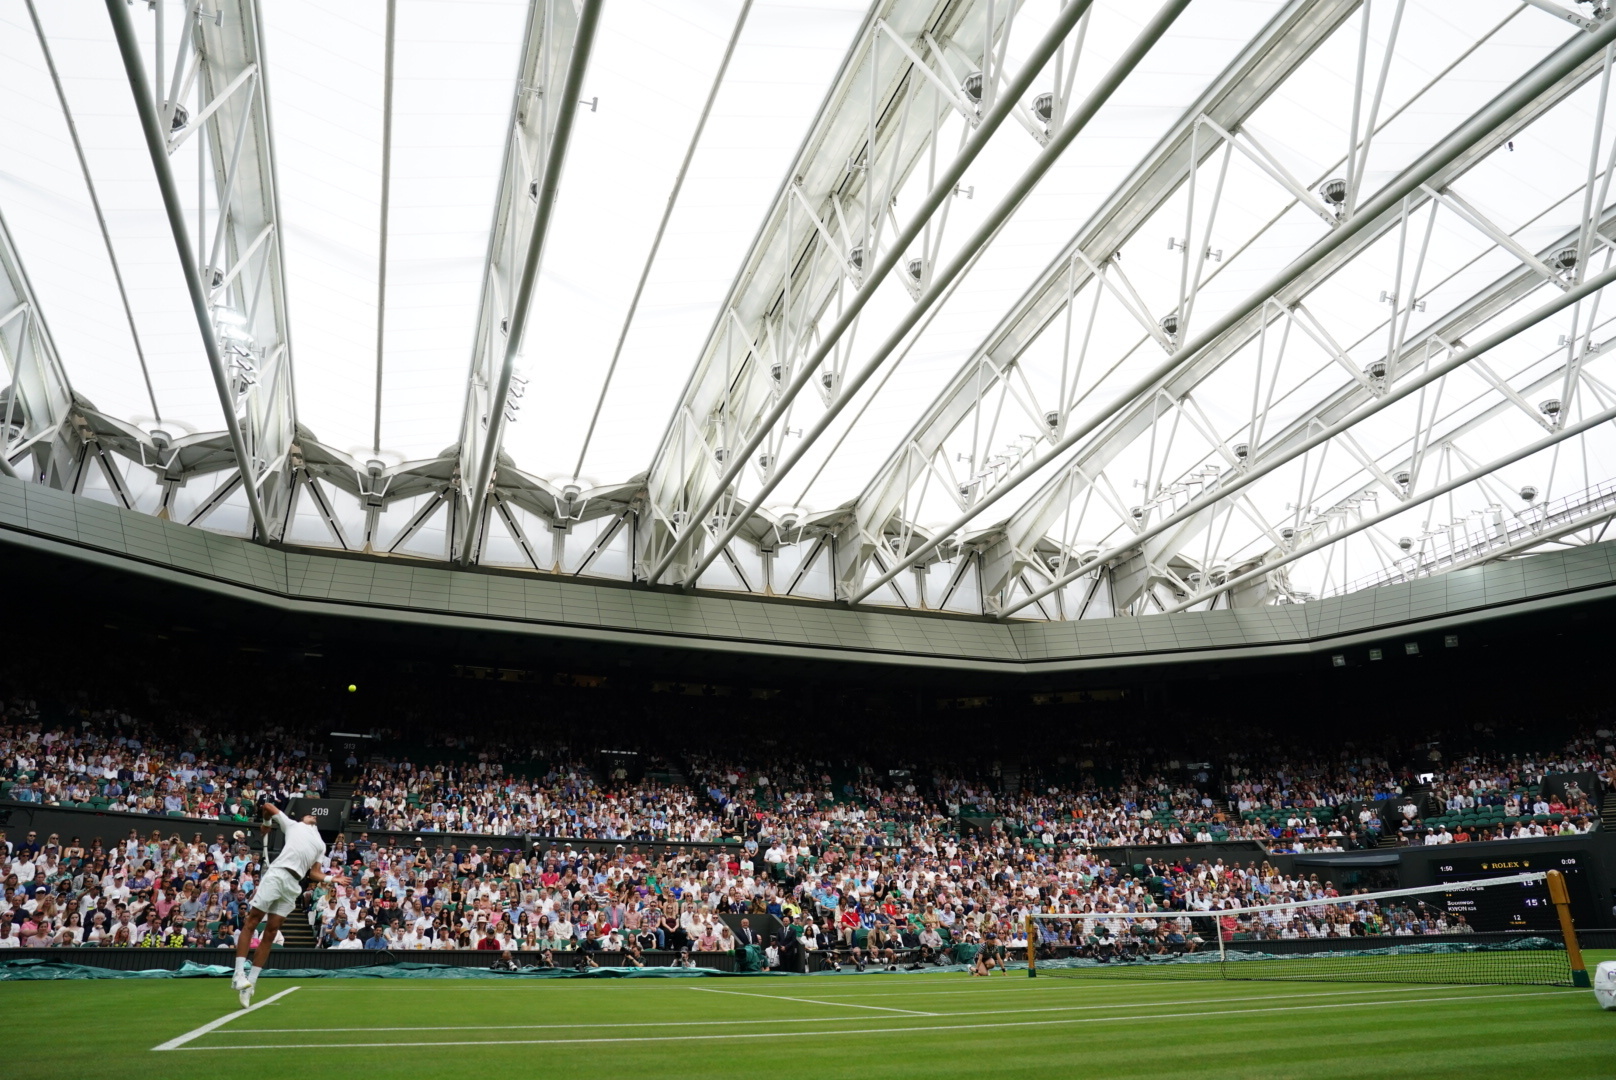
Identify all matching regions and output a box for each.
[376,0,532,462]
[501,0,868,487]
[262,0,531,462]
[5,0,1616,621]
[0,0,221,434]
[260,0,389,458]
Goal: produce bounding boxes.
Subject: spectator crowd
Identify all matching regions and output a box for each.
[0,679,1610,957]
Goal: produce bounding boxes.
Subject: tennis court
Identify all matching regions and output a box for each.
[1,955,1610,1080]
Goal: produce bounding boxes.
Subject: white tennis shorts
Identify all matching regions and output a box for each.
[252,867,303,918]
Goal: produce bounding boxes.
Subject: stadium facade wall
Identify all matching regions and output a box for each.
[4,475,1615,672]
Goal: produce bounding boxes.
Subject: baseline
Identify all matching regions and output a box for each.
[151,987,302,1052]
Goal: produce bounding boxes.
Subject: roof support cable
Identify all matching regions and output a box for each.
[571,0,756,483]
[373,0,398,457]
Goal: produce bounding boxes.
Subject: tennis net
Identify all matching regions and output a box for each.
[1028,871,1582,986]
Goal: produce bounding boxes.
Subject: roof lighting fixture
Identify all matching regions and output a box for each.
[961,71,983,106]
[1320,178,1346,214]
[214,308,253,344]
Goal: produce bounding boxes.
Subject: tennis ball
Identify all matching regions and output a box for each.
[347,684,357,693]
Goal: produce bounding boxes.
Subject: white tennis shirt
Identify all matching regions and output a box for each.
[268,811,326,879]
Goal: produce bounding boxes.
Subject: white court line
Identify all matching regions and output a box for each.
[226,984,1506,1034]
[689,986,937,1015]
[690,980,1447,1001]
[151,987,301,1051]
[166,989,1581,1050]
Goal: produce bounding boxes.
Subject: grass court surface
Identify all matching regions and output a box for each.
[0,951,1610,1079]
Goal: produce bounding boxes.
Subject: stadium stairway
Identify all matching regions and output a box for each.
[280,896,318,948]
[1405,783,1439,819]
[1602,788,1616,831]
[999,762,1020,796]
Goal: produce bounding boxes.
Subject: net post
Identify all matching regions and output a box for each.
[1545,870,1590,988]
[1026,914,1036,978]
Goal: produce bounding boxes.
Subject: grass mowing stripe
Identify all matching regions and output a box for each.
[227,983,1539,1033]
[167,989,1579,1050]
[151,988,301,1051]
[687,986,937,1015]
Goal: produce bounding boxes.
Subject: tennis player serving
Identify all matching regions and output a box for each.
[231,801,347,1007]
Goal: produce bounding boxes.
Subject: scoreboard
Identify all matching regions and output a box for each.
[1431,851,1594,933]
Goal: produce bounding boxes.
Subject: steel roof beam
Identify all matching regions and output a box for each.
[638,0,1038,585]
[1004,258,1616,618]
[986,34,1613,613]
[106,0,271,541]
[1004,203,1616,616]
[1159,394,1616,614]
[191,0,299,536]
[0,207,76,484]
[673,0,1183,592]
[851,12,1616,605]
[837,0,1358,601]
[454,0,599,565]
